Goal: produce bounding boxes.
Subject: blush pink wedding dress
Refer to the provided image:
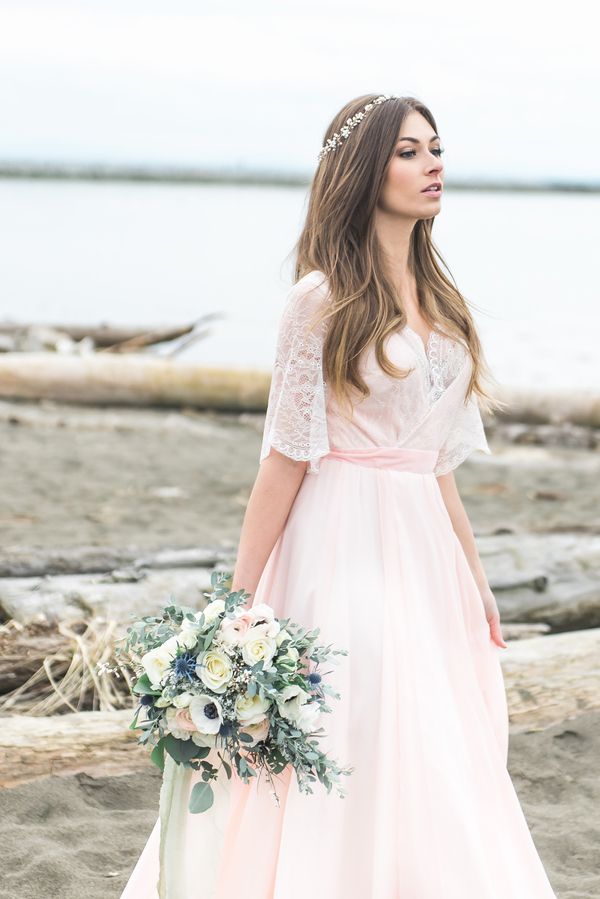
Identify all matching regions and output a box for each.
[121,270,558,898]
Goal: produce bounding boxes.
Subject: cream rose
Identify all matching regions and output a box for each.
[235,691,272,726]
[141,635,181,687]
[197,598,226,625]
[241,626,278,669]
[196,649,234,694]
[275,628,292,647]
[191,731,217,748]
[172,691,193,709]
[240,717,270,746]
[178,619,200,649]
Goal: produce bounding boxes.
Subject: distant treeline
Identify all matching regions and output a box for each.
[0,161,598,193]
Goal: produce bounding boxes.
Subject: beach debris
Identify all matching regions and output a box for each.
[0,314,224,356]
[0,617,133,715]
[0,352,271,409]
[1,627,598,788]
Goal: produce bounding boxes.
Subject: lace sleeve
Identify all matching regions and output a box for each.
[259,275,330,474]
[433,392,492,476]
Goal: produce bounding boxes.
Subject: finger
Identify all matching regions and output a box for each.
[490,617,508,649]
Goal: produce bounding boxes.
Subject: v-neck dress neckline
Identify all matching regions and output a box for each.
[403,325,436,358]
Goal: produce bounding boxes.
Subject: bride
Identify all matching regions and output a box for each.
[121,93,558,898]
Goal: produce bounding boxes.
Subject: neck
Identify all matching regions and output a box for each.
[372,208,416,293]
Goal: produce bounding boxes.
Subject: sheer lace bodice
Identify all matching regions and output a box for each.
[260,270,490,476]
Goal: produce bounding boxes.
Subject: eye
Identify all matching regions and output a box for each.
[397,148,445,158]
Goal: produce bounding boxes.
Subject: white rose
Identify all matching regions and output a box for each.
[172,691,193,709]
[241,628,278,668]
[141,635,181,687]
[275,628,292,647]
[197,599,226,625]
[154,692,174,708]
[191,731,217,748]
[178,618,200,649]
[295,701,321,734]
[189,694,223,735]
[240,717,270,746]
[196,649,234,694]
[280,643,299,664]
[276,684,311,723]
[235,691,272,726]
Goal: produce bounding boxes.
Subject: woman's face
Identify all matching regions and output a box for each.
[377,110,445,219]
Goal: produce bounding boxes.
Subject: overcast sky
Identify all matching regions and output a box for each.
[1,0,597,182]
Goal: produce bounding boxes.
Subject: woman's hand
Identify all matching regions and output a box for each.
[478,582,508,649]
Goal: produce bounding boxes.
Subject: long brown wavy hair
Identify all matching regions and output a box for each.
[290,93,502,419]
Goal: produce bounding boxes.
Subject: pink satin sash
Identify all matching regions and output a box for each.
[322,446,438,474]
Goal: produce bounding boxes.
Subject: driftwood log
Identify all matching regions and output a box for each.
[502,627,600,733]
[0,708,144,787]
[0,352,599,425]
[0,545,234,578]
[1,628,598,787]
[0,353,270,410]
[3,534,600,632]
[0,319,219,351]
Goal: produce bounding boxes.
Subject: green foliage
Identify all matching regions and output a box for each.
[189,782,214,813]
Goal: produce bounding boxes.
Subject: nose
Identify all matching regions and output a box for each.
[427,153,443,174]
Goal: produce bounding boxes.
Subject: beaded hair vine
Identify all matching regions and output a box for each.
[317,94,398,162]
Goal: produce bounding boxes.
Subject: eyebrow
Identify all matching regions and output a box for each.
[396,135,441,144]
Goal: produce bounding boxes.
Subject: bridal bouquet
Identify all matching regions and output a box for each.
[116,571,353,814]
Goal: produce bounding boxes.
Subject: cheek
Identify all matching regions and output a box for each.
[387,159,414,187]
[380,160,415,204]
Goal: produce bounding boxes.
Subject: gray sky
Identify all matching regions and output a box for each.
[1,0,597,181]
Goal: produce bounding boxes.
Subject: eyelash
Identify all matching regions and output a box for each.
[398,149,445,158]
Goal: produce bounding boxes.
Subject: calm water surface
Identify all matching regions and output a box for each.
[0,179,597,391]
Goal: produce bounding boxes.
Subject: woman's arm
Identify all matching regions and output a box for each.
[230,450,308,599]
[436,471,507,648]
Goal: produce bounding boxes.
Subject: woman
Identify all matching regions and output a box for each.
[121,94,557,898]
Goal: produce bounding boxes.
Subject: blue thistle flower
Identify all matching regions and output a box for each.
[171,652,197,682]
[139,694,154,706]
[308,672,322,685]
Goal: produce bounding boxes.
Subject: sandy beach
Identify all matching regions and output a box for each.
[1,712,597,899]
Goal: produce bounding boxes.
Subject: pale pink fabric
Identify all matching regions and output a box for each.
[120,272,558,898]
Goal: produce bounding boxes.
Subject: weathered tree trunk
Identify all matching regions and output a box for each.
[0,354,271,410]
[0,353,599,424]
[0,708,144,787]
[1,629,598,787]
[0,545,233,578]
[501,627,600,733]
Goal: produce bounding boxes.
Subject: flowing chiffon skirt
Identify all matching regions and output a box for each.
[120,449,557,898]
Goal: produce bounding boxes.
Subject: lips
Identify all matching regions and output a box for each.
[422,182,442,193]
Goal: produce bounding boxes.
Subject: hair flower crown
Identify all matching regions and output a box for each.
[317,94,397,162]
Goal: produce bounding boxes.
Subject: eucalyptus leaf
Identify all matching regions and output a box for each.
[189,782,214,813]
[150,740,165,772]
[132,674,162,696]
[163,734,199,764]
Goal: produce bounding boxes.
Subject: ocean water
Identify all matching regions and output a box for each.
[0,178,597,392]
